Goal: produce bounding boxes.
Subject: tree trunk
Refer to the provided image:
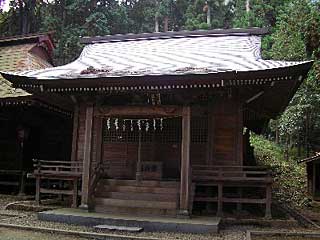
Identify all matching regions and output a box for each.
[306,109,310,157]
[206,3,211,26]
[163,16,169,32]
[155,16,159,32]
[284,134,289,161]
[246,0,250,26]
[246,0,250,12]
[275,120,279,144]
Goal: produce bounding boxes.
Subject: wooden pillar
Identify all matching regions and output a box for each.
[237,104,244,165]
[71,105,79,162]
[179,106,191,217]
[80,103,94,210]
[206,106,214,165]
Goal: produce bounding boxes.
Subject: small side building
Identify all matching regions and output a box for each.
[0,34,72,194]
[299,155,320,201]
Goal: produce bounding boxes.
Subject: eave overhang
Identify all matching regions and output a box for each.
[1,61,313,94]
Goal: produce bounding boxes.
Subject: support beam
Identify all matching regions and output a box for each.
[80,103,94,210]
[179,106,191,217]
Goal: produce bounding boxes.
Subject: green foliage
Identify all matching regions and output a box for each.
[250,133,308,207]
[266,0,320,152]
[184,0,232,30]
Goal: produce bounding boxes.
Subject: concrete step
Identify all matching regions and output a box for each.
[96,191,178,202]
[95,198,177,210]
[39,208,221,233]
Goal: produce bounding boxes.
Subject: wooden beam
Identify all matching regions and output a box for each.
[94,105,182,118]
[80,103,94,210]
[71,105,79,162]
[179,106,191,217]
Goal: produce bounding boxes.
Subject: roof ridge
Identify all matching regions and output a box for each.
[80,28,269,44]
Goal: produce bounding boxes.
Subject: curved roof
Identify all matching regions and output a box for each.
[3,29,310,80]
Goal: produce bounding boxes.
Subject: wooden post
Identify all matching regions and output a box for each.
[313,163,316,199]
[35,176,40,205]
[237,104,244,165]
[80,103,94,210]
[265,183,272,219]
[179,106,191,217]
[136,131,142,181]
[237,187,242,212]
[18,171,26,196]
[72,178,78,208]
[217,183,223,217]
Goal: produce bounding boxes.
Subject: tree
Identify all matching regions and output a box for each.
[267,0,320,156]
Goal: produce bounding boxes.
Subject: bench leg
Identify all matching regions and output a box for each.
[237,187,242,212]
[217,183,223,217]
[35,177,40,205]
[18,171,26,196]
[72,179,78,208]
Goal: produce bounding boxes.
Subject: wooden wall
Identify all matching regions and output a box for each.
[208,99,243,166]
[73,97,243,180]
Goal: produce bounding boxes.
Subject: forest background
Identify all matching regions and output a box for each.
[0,0,320,162]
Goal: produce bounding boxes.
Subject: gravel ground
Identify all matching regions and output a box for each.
[0,227,90,240]
[0,194,319,240]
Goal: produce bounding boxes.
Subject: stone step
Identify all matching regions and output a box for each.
[95,197,177,210]
[99,179,179,188]
[93,225,143,232]
[94,204,177,217]
[96,191,178,202]
[96,184,179,195]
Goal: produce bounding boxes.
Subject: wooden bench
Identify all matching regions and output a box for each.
[192,165,272,218]
[33,159,83,208]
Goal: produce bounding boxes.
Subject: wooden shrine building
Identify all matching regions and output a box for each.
[0,34,72,194]
[2,28,312,217]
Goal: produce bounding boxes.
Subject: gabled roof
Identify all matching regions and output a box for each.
[0,33,53,99]
[3,28,311,80]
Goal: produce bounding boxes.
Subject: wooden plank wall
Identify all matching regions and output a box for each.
[73,99,243,179]
[209,99,242,166]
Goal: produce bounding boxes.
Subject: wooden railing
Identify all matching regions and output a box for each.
[33,159,83,175]
[33,159,83,208]
[192,165,272,183]
[191,165,272,219]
